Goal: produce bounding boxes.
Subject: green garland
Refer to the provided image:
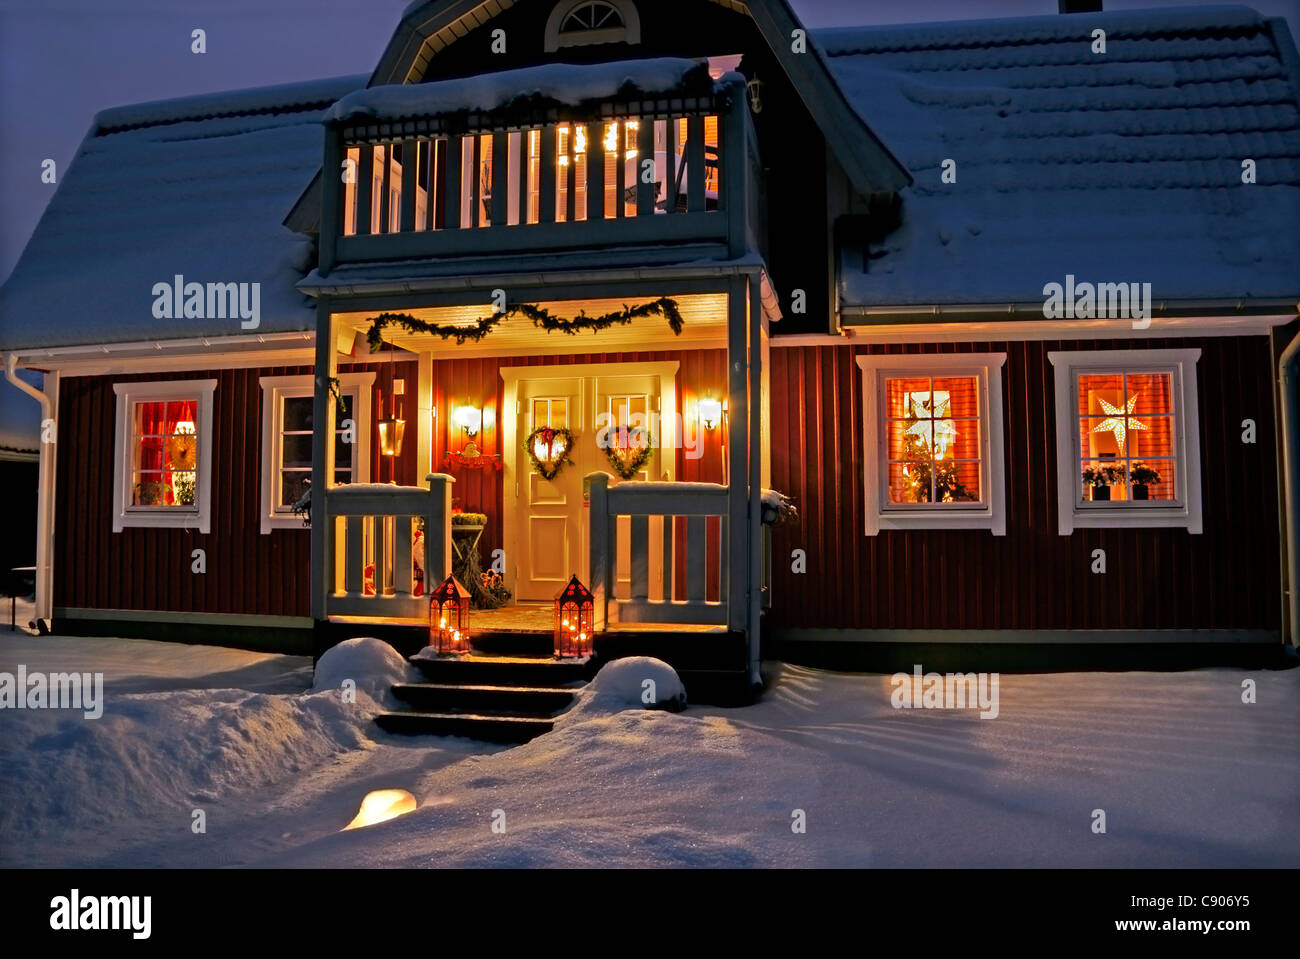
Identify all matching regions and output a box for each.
[364,297,684,351]
[524,426,576,481]
[601,426,654,480]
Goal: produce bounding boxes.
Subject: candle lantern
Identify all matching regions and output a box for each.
[554,574,595,658]
[428,574,471,654]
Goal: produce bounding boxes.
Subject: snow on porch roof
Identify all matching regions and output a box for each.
[816,6,1300,309]
[0,74,366,352]
[323,57,713,125]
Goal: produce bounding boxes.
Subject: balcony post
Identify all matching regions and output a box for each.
[586,471,612,630]
[310,301,339,622]
[725,276,750,634]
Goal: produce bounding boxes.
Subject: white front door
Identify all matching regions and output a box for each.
[506,362,677,603]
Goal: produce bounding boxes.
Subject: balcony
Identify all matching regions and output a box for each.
[318,59,761,273]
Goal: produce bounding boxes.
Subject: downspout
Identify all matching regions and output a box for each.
[1277,328,1300,647]
[4,353,56,632]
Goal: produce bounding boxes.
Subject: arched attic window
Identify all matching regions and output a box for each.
[544,0,641,52]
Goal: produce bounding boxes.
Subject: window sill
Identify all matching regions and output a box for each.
[1060,507,1201,535]
[869,509,1005,536]
[114,510,209,534]
[261,512,311,534]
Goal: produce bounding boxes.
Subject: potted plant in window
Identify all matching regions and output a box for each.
[1128,464,1161,501]
[134,481,163,506]
[1082,465,1125,501]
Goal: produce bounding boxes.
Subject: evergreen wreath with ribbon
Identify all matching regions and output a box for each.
[364,297,684,350]
[601,426,654,480]
[524,426,576,481]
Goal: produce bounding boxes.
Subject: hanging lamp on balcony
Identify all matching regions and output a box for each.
[377,342,405,458]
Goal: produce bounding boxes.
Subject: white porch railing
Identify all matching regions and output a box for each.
[586,473,733,628]
[325,473,453,620]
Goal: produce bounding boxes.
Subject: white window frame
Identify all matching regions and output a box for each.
[258,372,374,533]
[857,353,1007,535]
[112,379,217,534]
[544,0,640,52]
[1048,348,1202,535]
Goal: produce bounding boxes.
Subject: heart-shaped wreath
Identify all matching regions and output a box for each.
[524,426,575,481]
[601,425,654,480]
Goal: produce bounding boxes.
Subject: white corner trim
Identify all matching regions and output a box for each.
[856,353,1007,536]
[258,371,374,533]
[111,379,217,534]
[1047,348,1203,535]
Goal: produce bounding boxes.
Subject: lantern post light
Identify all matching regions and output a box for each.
[554,573,595,658]
[429,574,471,654]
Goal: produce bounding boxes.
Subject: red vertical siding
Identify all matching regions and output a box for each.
[55,352,722,618]
[54,359,417,618]
[768,337,1281,632]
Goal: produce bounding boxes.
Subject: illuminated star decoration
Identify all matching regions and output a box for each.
[1091,394,1148,452]
[904,391,957,457]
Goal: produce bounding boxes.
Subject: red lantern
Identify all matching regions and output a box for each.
[554,574,594,658]
[429,574,471,654]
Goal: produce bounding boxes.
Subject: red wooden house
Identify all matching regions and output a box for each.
[2,1,1298,695]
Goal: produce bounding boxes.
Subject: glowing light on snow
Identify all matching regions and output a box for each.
[344,789,417,830]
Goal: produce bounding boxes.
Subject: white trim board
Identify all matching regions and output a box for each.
[767,627,1279,645]
[55,607,313,629]
[770,313,1292,346]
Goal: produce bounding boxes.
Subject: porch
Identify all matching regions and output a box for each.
[303,57,773,693]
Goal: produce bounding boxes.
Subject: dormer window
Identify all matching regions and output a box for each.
[545,0,640,52]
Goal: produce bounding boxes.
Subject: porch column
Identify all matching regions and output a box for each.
[747,273,763,682]
[309,301,339,623]
[726,276,750,635]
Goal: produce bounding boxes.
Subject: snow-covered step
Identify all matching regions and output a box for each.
[391,682,576,716]
[410,654,589,688]
[374,711,556,743]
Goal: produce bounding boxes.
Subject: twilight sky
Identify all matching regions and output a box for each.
[1,0,1298,285]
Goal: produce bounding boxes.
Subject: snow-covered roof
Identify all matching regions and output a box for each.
[0,75,365,352]
[817,6,1300,308]
[325,58,713,125]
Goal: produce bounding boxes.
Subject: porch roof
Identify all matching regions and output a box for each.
[818,6,1300,309]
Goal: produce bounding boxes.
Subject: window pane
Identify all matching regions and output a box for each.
[334,469,351,485]
[281,472,311,509]
[283,395,313,432]
[282,435,313,470]
[131,399,198,507]
[1077,371,1178,503]
[885,377,931,419]
[888,461,930,503]
[334,436,353,469]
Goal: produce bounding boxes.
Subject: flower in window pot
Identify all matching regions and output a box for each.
[1128,464,1162,501]
[1082,465,1126,501]
[134,481,163,506]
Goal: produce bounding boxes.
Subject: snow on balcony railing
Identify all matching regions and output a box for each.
[319,59,757,270]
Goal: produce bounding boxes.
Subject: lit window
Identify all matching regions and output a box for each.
[1048,349,1202,534]
[259,373,374,533]
[545,0,640,52]
[857,354,1007,534]
[112,380,216,532]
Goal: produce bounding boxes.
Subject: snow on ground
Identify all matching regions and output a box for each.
[2,633,1298,868]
